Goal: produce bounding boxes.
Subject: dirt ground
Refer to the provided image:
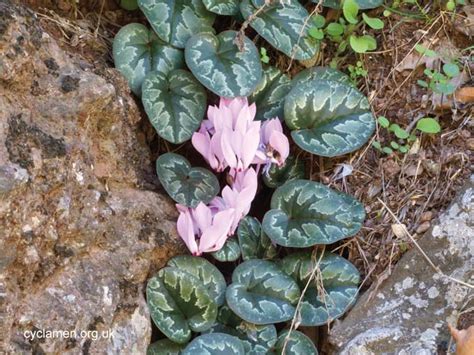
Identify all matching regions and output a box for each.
[20,0,473,351]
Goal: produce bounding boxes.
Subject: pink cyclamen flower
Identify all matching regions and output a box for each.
[192,97,261,172]
[254,118,290,173]
[176,203,235,256]
[210,168,258,234]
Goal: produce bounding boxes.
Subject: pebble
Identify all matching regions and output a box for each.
[416,221,431,234]
[420,211,434,222]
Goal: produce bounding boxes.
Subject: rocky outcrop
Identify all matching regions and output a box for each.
[329,176,474,354]
[0,2,183,353]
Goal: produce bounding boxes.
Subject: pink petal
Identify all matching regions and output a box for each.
[241,126,261,169]
[199,208,235,253]
[270,131,290,164]
[176,209,198,254]
[221,129,238,169]
[193,202,213,233]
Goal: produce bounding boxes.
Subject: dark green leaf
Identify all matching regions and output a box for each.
[112,23,184,95]
[249,66,292,121]
[147,339,186,355]
[280,251,360,326]
[185,30,262,97]
[147,267,217,343]
[203,0,240,15]
[167,255,227,306]
[320,0,384,10]
[284,79,375,157]
[240,0,319,60]
[207,305,278,355]
[237,217,277,261]
[138,0,216,48]
[291,67,354,89]
[274,330,318,355]
[263,155,305,188]
[156,153,220,208]
[211,238,242,262]
[226,260,301,324]
[182,333,245,354]
[142,69,206,143]
[262,180,365,247]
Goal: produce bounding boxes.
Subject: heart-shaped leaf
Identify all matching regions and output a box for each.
[226,259,300,325]
[182,333,245,355]
[147,339,186,355]
[112,23,184,95]
[237,217,277,261]
[249,66,292,121]
[263,155,305,189]
[284,79,375,157]
[274,330,318,355]
[211,238,241,262]
[262,179,365,247]
[156,153,220,208]
[185,30,262,97]
[142,69,207,144]
[280,251,360,326]
[291,67,353,89]
[167,255,227,306]
[319,0,383,9]
[240,0,318,60]
[138,0,216,48]
[203,0,239,15]
[147,267,218,344]
[207,305,278,354]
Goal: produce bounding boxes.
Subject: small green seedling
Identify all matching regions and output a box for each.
[415,45,461,95]
[373,116,441,154]
[260,47,270,64]
[348,61,368,83]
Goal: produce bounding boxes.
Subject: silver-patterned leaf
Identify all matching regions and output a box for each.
[185,30,262,97]
[147,339,186,355]
[240,0,318,60]
[203,0,239,15]
[284,79,375,157]
[138,0,216,48]
[237,217,277,261]
[280,251,360,326]
[249,66,292,121]
[167,255,227,306]
[291,67,353,89]
[146,267,218,344]
[226,259,300,325]
[156,153,220,208]
[142,69,206,144]
[262,179,365,247]
[262,155,305,189]
[207,307,278,355]
[211,238,241,262]
[319,0,384,9]
[182,333,245,355]
[112,23,184,95]
[274,330,318,355]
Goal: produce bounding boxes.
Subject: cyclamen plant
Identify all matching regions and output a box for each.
[113,0,380,353]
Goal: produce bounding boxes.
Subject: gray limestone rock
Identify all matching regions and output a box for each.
[329,176,474,354]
